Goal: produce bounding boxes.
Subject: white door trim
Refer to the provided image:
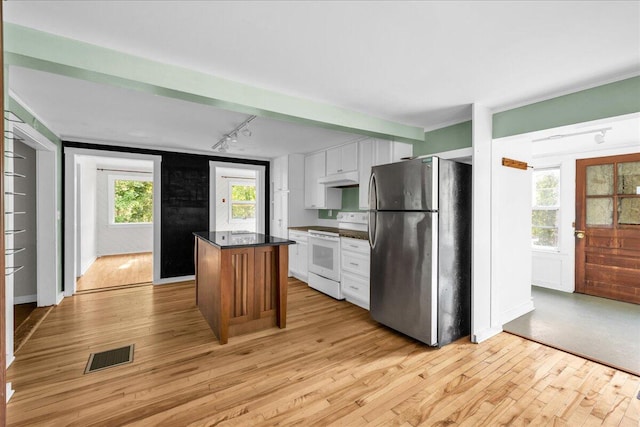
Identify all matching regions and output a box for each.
[12,123,60,307]
[64,148,162,296]
[209,161,266,233]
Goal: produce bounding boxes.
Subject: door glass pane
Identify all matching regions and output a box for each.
[586,164,614,196]
[618,197,640,225]
[617,161,640,195]
[586,198,613,226]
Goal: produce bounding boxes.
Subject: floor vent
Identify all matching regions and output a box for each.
[85,344,134,374]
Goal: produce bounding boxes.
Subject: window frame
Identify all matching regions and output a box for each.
[108,173,154,227]
[531,167,561,251]
[228,180,257,224]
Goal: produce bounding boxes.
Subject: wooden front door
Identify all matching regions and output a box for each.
[575,153,640,304]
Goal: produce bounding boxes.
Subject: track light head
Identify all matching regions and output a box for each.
[594,130,607,144]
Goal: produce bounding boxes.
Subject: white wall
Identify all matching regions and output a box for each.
[491,138,534,324]
[532,135,640,292]
[215,168,257,232]
[78,158,98,275]
[96,169,153,256]
[12,140,37,303]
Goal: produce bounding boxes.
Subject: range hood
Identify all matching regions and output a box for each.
[318,171,359,187]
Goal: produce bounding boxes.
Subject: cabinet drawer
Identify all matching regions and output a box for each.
[341,251,369,277]
[340,237,369,254]
[342,273,370,307]
[289,230,308,242]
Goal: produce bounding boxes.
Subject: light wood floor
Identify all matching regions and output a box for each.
[76,252,152,292]
[7,280,639,426]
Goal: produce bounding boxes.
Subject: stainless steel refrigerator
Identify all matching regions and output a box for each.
[368,156,471,347]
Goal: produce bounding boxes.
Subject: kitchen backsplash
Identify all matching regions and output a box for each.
[318,187,363,219]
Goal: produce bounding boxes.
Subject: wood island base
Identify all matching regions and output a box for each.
[194,234,290,344]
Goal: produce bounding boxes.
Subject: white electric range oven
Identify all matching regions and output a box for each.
[307,212,368,300]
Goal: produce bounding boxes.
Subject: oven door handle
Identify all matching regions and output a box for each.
[309,233,340,242]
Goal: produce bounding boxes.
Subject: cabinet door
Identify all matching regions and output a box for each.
[358,140,374,209]
[272,191,288,238]
[391,142,413,162]
[325,146,342,175]
[374,139,392,166]
[273,156,287,192]
[298,241,308,280]
[341,142,358,172]
[288,242,299,277]
[304,152,325,208]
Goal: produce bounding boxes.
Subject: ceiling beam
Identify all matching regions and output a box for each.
[4,23,424,143]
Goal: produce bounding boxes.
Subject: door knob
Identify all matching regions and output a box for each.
[575,230,586,239]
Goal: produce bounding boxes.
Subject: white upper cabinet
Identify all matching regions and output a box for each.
[272,154,304,192]
[358,139,413,209]
[271,154,316,238]
[358,140,375,210]
[326,142,358,175]
[304,151,341,209]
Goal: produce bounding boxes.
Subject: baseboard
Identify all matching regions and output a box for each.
[14,294,37,304]
[471,326,503,344]
[6,355,15,369]
[501,300,535,325]
[80,256,97,276]
[153,275,195,285]
[6,382,14,403]
[56,292,65,304]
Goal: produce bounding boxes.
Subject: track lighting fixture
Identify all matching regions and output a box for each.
[211,115,257,153]
[532,127,612,143]
[594,130,607,144]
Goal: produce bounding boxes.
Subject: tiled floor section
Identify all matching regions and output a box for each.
[504,286,640,376]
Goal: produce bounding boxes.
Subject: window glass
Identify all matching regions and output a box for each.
[532,168,560,249]
[113,179,153,224]
[230,183,256,221]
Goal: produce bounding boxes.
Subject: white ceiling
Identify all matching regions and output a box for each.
[9,67,362,159]
[4,1,640,158]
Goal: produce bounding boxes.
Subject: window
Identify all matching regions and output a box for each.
[109,175,153,225]
[532,168,560,249]
[229,181,256,222]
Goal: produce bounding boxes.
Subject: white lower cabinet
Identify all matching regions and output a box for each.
[340,237,370,310]
[289,230,309,282]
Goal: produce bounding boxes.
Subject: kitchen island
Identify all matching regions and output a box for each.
[193,231,294,344]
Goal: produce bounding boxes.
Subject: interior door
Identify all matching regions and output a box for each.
[575,153,640,304]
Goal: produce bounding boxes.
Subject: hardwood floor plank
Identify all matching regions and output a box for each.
[76,252,152,292]
[6,280,639,426]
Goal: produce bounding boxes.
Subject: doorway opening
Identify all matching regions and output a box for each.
[502,112,640,374]
[74,156,154,292]
[6,120,59,361]
[209,162,266,233]
[64,148,162,295]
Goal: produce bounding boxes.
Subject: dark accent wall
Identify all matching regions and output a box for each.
[63,142,270,280]
[161,153,209,278]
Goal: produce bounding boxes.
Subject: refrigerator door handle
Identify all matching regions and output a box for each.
[368,211,376,249]
[368,172,378,249]
[369,172,377,211]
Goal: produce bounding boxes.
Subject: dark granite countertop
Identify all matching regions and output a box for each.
[194,231,294,248]
[288,226,368,241]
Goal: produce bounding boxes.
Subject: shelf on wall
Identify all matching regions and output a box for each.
[5,266,25,276]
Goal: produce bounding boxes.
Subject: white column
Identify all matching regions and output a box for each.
[471,103,502,343]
